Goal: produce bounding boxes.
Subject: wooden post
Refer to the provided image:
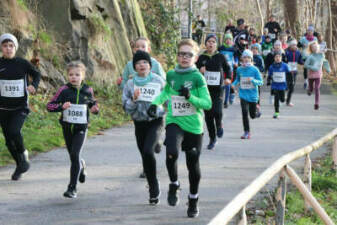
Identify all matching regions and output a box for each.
[285,165,335,225]
[332,136,337,174]
[303,154,312,211]
[237,205,247,225]
[275,169,286,225]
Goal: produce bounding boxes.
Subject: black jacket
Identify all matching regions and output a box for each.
[0,57,40,110]
[47,83,98,130]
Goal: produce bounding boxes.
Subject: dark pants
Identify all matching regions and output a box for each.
[308,78,321,105]
[274,90,285,113]
[165,124,202,195]
[240,99,257,132]
[134,118,163,192]
[303,68,308,79]
[205,89,224,141]
[62,124,87,187]
[0,109,28,165]
[286,72,297,104]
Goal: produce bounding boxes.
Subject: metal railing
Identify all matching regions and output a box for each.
[208,128,337,225]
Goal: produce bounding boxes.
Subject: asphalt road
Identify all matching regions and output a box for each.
[0,79,336,225]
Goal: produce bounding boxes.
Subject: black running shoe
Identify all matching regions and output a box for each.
[63,185,77,198]
[167,183,180,206]
[187,197,199,218]
[149,183,161,205]
[19,150,30,173]
[11,167,22,181]
[79,159,87,183]
[154,143,162,154]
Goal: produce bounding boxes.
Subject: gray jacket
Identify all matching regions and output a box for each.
[122,73,165,121]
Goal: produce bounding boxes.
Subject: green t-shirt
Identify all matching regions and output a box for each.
[152,67,212,134]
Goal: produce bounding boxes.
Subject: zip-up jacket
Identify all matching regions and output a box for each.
[47,83,99,130]
[285,48,304,73]
[0,57,40,110]
[268,62,289,90]
[218,45,239,71]
[253,55,265,72]
[265,51,286,72]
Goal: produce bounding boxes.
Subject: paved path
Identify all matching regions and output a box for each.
[0,80,336,225]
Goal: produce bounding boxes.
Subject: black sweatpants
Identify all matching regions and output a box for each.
[274,90,285,113]
[165,124,202,195]
[134,118,163,192]
[286,72,297,104]
[205,89,224,141]
[240,98,257,132]
[0,109,28,165]
[62,124,87,187]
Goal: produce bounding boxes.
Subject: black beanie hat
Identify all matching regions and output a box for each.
[133,50,152,69]
[237,18,244,26]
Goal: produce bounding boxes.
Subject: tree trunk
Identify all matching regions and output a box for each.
[283,0,300,38]
[325,0,336,74]
[255,0,264,35]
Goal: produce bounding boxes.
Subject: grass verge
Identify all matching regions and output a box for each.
[0,85,129,167]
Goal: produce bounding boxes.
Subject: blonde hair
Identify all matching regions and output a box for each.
[178,39,199,53]
[308,41,319,54]
[66,61,87,77]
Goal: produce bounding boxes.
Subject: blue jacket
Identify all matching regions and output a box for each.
[285,48,304,73]
[268,62,289,90]
[218,45,238,71]
[253,55,265,72]
[232,65,263,103]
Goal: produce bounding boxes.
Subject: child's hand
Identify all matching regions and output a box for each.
[224,79,231,85]
[27,85,36,94]
[133,89,140,101]
[117,77,123,85]
[62,102,71,110]
[90,105,99,113]
[200,66,206,74]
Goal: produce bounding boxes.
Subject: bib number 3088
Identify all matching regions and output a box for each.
[63,104,87,124]
[171,96,196,117]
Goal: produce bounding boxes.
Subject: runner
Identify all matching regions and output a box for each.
[47,61,99,198]
[148,39,212,217]
[232,50,263,139]
[267,52,289,118]
[264,15,281,42]
[0,33,41,180]
[304,41,331,110]
[196,34,231,150]
[251,43,264,115]
[122,50,165,204]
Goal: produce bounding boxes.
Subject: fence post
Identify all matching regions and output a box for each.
[237,205,247,225]
[303,154,312,211]
[275,168,286,225]
[332,136,337,175]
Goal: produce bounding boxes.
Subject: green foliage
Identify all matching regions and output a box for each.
[16,0,28,11]
[139,1,180,70]
[87,14,112,40]
[38,31,52,45]
[0,86,129,167]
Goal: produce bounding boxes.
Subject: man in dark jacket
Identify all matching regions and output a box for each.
[264,15,281,43]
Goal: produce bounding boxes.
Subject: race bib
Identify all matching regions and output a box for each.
[240,77,254,89]
[263,49,271,56]
[273,72,286,83]
[288,62,297,72]
[63,104,87,124]
[0,79,25,98]
[134,83,161,102]
[171,96,196,117]
[204,71,221,86]
[270,33,276,39]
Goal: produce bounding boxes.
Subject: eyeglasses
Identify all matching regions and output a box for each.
[177,52,194,58]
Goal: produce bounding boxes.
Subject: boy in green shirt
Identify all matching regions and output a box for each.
[148,39,212,218]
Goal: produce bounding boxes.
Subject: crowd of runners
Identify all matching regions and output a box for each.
[0,13,331,219]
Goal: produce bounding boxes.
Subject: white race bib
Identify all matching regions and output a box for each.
[134,83,161,102]
[204,71,221,86]
[270,33,276,39]
[171,96,196,117]
[0,79,25,98]
[263,49,271,56]
[63,104,87,124]
[273,72,286,83]
[240,77,254,89]
[288,62,297,72]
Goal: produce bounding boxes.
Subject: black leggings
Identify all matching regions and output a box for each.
[165,124,202,195]
[286,72,297,104]
[205,90,224,141]
[62,124,87,187]
[240,99,257,132]
[0,109,28,165]
[134,118,163,191]
[274,90,285,113]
